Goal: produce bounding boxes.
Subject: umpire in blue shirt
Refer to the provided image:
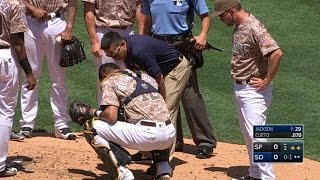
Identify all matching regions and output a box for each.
[140,0,217,159]
[101,32,191,140]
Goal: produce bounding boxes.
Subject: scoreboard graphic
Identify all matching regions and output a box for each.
[253,124,304,163]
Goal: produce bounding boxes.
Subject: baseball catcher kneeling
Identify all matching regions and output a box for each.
[69,63,176,180]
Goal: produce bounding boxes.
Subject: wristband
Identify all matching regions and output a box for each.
[19,57,33,75]
[94,109,102,117]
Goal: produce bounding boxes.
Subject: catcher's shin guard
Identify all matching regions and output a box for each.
[94,145,121,179]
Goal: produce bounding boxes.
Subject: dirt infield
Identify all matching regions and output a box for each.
[6,133,320,180]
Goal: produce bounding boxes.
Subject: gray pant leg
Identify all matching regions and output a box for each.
[176,109,184,144]
[177,67,217,148]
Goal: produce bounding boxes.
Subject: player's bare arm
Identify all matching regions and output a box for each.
[193,13,210,50]
[141,15,152,35]
[22,0,48,21]
[57,0,77,41]
[84,2,102,57]
[95,105,119,124]
[10,33,37,90]
[135,0,146,35]
[250,49,283,91]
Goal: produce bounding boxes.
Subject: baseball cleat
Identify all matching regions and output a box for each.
[55,128,76,140]
[0,167,17,177]
[20,127,33,138]
[10,131,25,141]
[154,173,171,180]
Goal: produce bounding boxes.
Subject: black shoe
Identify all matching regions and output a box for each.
[146,164,157,176]
[20,127,33,138]
[175,140,183,152]
[232,175,261,180]
[194,145,213,159]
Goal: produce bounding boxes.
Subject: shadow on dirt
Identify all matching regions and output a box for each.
[205,165,249,179]
[6,155,34,173]
[68,168,110,180]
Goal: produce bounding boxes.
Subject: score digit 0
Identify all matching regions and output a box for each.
[272,142,281,152]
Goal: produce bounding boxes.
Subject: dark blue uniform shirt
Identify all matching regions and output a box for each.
[124,35,181,78]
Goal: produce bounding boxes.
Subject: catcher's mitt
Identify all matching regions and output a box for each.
[69,100,93,125]
[59,36,86,67]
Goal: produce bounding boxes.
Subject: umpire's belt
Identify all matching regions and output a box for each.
[152,32,191,43]
[140,120,171,127]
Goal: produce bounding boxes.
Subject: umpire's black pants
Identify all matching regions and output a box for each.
[176,67,217,149]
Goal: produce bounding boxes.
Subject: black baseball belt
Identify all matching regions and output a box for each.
[47,12,61,20]
[140,120,171,127]
[0,46,9,49]
[30,11,61,20]
[235,79,251,85]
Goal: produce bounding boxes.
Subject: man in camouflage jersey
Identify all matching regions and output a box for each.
[214,0,283,180]
[0,0,36,176]
[83,63,175,180]
[83,0,144,105]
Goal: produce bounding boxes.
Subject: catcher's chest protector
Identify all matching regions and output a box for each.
[120,71,158,106]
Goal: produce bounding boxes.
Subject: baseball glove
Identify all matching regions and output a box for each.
[59,36,86,67]
[69,100,93,125]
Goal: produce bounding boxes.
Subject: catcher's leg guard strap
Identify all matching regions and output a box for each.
[151,148,169,163]
[109,142,131,166]
[83,129,120,178]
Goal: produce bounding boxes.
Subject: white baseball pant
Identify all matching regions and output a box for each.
[93,119,176,177]
[234,82,275,180]
[0,48,19,172]
[19,15,70,130]
[94,26,133,105]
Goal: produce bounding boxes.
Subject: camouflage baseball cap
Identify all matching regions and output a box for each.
[213,0,240,17]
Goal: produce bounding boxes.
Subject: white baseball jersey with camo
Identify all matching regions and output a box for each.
[19,0,71,131]
[232,14,280,180]
[82,0,138,105]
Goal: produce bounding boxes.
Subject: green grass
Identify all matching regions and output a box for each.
[13,0,320,161]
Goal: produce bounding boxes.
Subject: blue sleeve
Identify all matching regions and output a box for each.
[135,51,162,78]
[191,0,209,16]
[141,0,151,16]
